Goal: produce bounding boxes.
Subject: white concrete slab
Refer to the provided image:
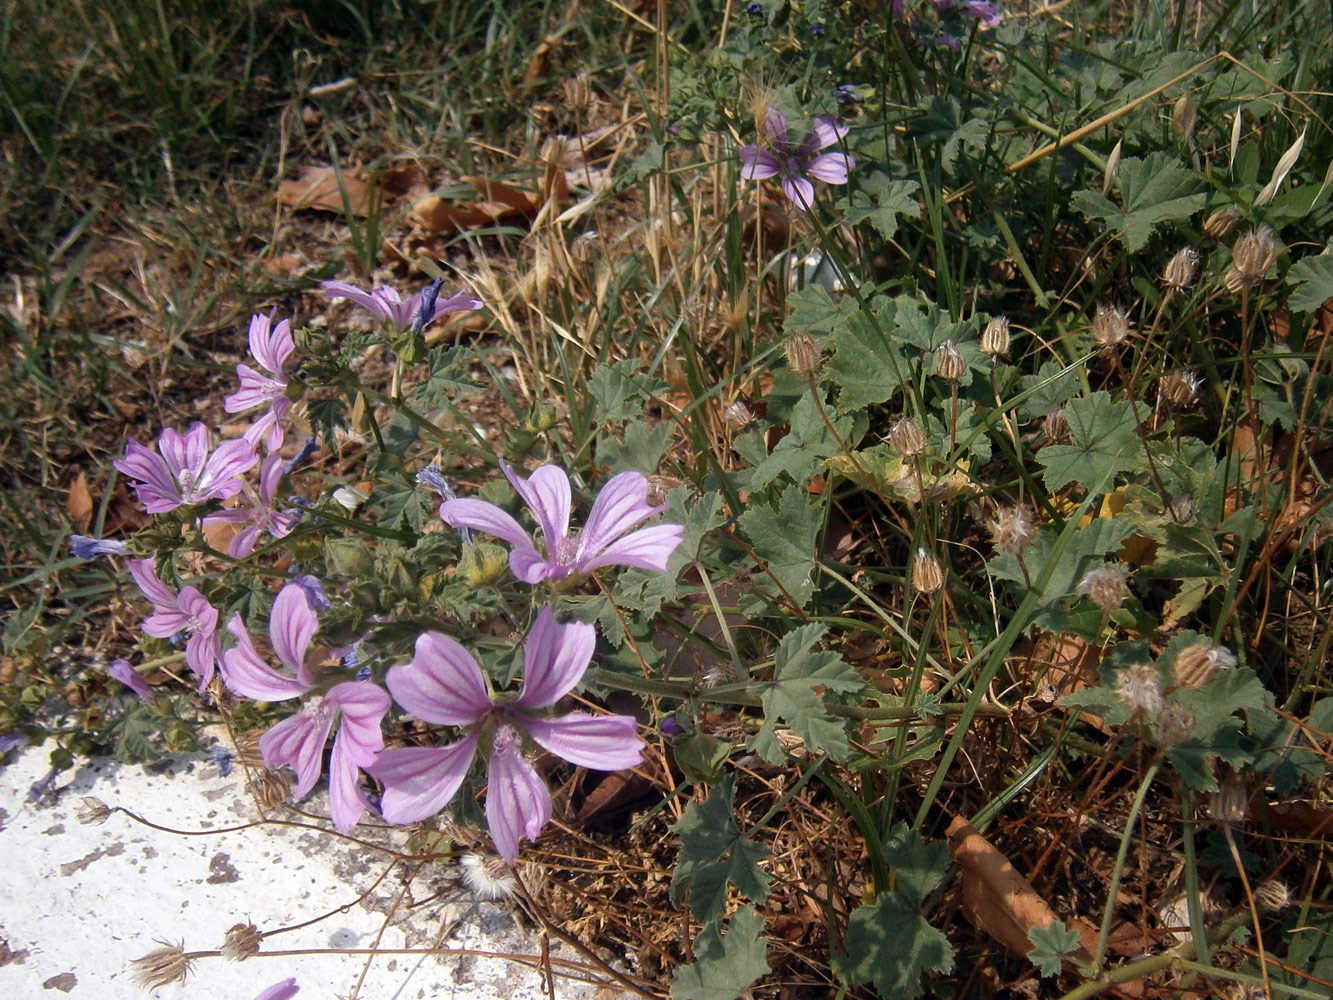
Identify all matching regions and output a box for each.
[0,743,614,999]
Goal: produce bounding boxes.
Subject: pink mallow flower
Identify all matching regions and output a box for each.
[107,658,154,701]
[115,423,257,514]
[739,107,855,208]
[439,462,684,585]
[225,311,295,452]
[220,582,389,833]
[253,980,300,1000]
[202,453,302,558]
[368,607,643,863]
[322,280,482,332]
[128,557,221,687]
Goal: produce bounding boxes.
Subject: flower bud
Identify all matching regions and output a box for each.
[1162,246,1202,291]
[1043,408,1069,443]
[460,541,510,587]
[911,548,944,594]
[1172,639,1236,689]
[1202,207,1239,240]
[1091,303,1132,348]
[889,416,927,457]
[934,339,967,382]
[986,504,1037,557]
[1079,563,1130,612]
[1158,371,1201,409]
[785,332,823,376]
[981,315,1011,359]
[1114,662,1163,714]
[1206,774,1248,825]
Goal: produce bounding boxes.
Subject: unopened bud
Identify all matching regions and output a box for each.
[934,339,967,382]
[889,417,927,458]
[911,548,944,594]
[1162,246,1202,291]
[981,315,1011,359]
[1202,207,1239,240]
[1206,774,1248,825]
[1079,563,1130,612]
[460,541,510,587]
[1172,639,1236,689]
[1114,662,1164,714]
[1091,303,1132,348]
[1166,493,1195,523]
[785,332,823,376]
[1159,371,1201,409]
[1043,408,1069,443]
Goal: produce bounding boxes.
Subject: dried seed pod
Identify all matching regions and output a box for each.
[980,315,1011,359]
[1202,206,1239,239]
[131,941,192,989]
[1206,774,1248,825]
[889,416,927,457]
[1166,493,1195,523]
[1114,662,1164,714]
[934,339,967,382]
[221,923,263,962]
[1159,370,1202,409]
[911,547,944,594]
[1153,703,1196,745]
[1162,246,1203,291]
[785,332,822,376]
[1172,639,1236,689]
[1079,563,1130,612]
[1043,407,1070,443]
[723,400,755,428]
[460,852,519,900]
[76,797,112,826]
[1254,880,1293,914]
[1091,302,1132,348]
[986,504,1037,557]
[1224,226,1279,292]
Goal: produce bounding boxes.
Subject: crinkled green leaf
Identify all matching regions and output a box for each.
[1037,391,1145,493]
[1070,152,1207,251]
[842,172,921,240]
[1028,923,1085,977]
[752,624,863,761]
[670,907,770,1000]
[747,392,860,489]
[834,894,953,999]
[587,359,668,423]
[670,774,771,923]
[1287,251,1333,313]
[737,483,820,613]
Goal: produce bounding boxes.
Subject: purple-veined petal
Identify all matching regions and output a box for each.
[322,280,390,319]
[194,438,258,502]
[368,731,480,825]
[439,498,533,547]
[254,978,300,1000]
[781,175,816,208]
[514,607,595,710]
[578,523,685,576]
[485,728,552,864]
[739,147,782,180]
[108,659,154,701]
[520,713,644,770]
[509,546,558,584]
[386,632,492,725]
[577,471,662,561]
[260,703,335,798]
[184,629,220,687]
[808,115,848,151]
[115,441,181,513]
[270,582,318,682]
[327,732,373,833]
[128,557,177,610]
[224,365,286,413]
[228,523,264,559]
[220,616,309,701]
[502,462,571,554]
[763,105,791,152]
[249,313,294,374]
[434,290,483,315]
[327,681,390,765]
[806,152,854,185]
[258,452,285,502]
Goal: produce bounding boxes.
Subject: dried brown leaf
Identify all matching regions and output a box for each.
[67,472,94,533]
[276,164,371,215]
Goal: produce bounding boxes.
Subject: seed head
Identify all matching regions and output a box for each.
[460,852,518,900]
[1153,703,1196,745]
[1159,370,1201,409]
[1254,879,1293,914]
[76,796,112,826]
[131,940,192,989]
[1203,207,1239,240]
[785,332,823,376]
[1079,563,1131,612]
[934,339,967,382]
[986,504,1038,557]
[1162,246,1203,291]
[1043,408,1070,443]
[1172,640,1236,690]
[981,315,1011,359]
[723,400,755,428]
[889,416,927,457]
[1114,663,1164,714]
[1091,303,1132,348]
[221,923,263,962]
[252,768,293,811]
[1206,774,1248,825]
[1224,226,1279,292]
[912,548,945,594]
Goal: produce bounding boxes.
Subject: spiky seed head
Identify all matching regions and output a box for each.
[1153,703,1196,745]
[723,400,755,428]
[1162,246,1203,291]
[76,796,111,826]
[912,548,944,594]
[1159,370,1202,409]
[131,941,192,989]
[934,339,967,382]
[981,315,1011,359]
[234,729,265,768]
[1114,662,1164,714]
[785,332,823,376]
[459,852,518,900]
[1224,226,1279,292]
[1043,408,1070,443]
[1079,563,1131,612]
[1203,207,1239,240]
[1173,640,1237,689]
[1091,303,1132,348]
[889,416,927,457]
[221,923,263,962]
[561,71,595,120]
[986,504,1038,557]
[253,768,293,811]
[1206,774,1248,825]
[1254,879,1293,914]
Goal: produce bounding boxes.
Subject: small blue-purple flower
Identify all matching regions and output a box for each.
[738,108,855,208]
[69,536,130,559]
[107,659,155,701]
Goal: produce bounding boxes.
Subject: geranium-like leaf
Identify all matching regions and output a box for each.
[670,774,771,923]
[1037,391,1145,493]
[752,624,863,762]
[670,906,770,1000]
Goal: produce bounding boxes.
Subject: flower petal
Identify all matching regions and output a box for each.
[254,978,300,1000]
[322,280,388,318]
[327,681,390,765]
[805,152,854,184]
[439,498,533,548]
[260,707,333,798]
[808,115,848,151]
[107,659,154,701]
[739,147,782,180]
[521,713,644,770]
[578,523,685,576]
[763,106,791,152]
[220,616,309,701]
[503,462,570,554]
[577,472,662,559]
[781,175,816,208]
[514,607,595,710]
[509,546,558,584]
[386,632,492,725]
[368,731,480,825]
[485,730,551,864]
[128,557,177,610]
[327,731,374,833]
[270,582,318,682]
